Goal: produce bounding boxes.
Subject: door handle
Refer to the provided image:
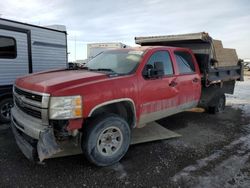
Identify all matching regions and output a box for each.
[193,78,199,83]
[169,81,177,87]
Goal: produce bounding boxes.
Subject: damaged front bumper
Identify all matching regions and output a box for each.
[11,107,81,162]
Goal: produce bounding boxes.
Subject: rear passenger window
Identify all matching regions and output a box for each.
[0,36,17,59]
[146,51,174,75]
[175,51,195,74]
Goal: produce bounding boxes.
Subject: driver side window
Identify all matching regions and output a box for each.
[144,51,174,76]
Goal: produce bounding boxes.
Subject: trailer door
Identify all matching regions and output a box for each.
[0,29,29,86]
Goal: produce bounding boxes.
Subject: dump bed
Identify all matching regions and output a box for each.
[135,32,243,85]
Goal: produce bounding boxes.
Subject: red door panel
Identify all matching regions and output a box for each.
[174,50,201,107]
[138,50,180,126]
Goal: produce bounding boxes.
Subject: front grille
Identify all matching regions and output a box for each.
[14,86,46,120]
[15,87,42,102]
[15,98,42,119]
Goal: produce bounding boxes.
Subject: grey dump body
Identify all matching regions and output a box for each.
[135,32,244,108]
[0,18,67,88]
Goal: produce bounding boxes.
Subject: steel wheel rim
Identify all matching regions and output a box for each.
[218,97,225,112]
[0,101,13,120]
[97,126,123,157]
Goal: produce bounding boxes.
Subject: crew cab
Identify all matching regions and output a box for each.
[11,33,243,166]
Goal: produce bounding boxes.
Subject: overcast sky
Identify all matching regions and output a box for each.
[0,0,249,61]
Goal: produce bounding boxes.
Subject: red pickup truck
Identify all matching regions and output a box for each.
[11,33,243,166]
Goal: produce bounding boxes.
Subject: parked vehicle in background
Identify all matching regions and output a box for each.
[243,59,250,71]
[11,32,243,166]
[247,64,250,71]
[0,18,67,123]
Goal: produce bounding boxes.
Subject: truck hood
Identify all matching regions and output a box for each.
[15,69,108,94]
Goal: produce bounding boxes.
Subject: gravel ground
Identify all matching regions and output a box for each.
[0,76,249,188]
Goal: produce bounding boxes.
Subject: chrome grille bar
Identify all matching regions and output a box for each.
[13,85,50,125]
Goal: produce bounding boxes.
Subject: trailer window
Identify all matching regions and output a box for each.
[0,36,17,59]
[175,51,195,74]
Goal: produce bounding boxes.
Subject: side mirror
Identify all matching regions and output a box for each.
[143,62,164,78]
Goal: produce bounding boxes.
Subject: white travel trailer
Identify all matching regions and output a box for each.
[0,18,67,123]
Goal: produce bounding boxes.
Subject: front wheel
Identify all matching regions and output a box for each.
[82,114,131,166]
[0,97,13,123]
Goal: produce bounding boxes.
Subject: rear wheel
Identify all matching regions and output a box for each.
[82,114,131,166]
[0,97,13,123]
[208,94,226,114]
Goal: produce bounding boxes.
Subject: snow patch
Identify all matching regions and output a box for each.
[171,124,250,187]
[227,76,250,117]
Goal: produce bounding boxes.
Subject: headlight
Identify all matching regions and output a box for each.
[49,96,82,119]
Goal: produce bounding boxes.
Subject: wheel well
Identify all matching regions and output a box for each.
[0,93,12,102]
[90,101,136,128]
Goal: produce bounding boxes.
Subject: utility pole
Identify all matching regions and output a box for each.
[75,35,77,62]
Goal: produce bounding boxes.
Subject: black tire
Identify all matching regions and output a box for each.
[208,94,226,114]
[82,114,131,166]
[0,97,13,123]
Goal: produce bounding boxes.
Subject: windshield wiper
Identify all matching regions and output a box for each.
[89,68,115,73]
[97,68,115,72]
[89,68,120,76]
[81,66,89,70]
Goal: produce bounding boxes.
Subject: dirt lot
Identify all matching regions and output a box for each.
[0,76,250,188]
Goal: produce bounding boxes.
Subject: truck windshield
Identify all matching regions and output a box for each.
[86,50,143,75]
